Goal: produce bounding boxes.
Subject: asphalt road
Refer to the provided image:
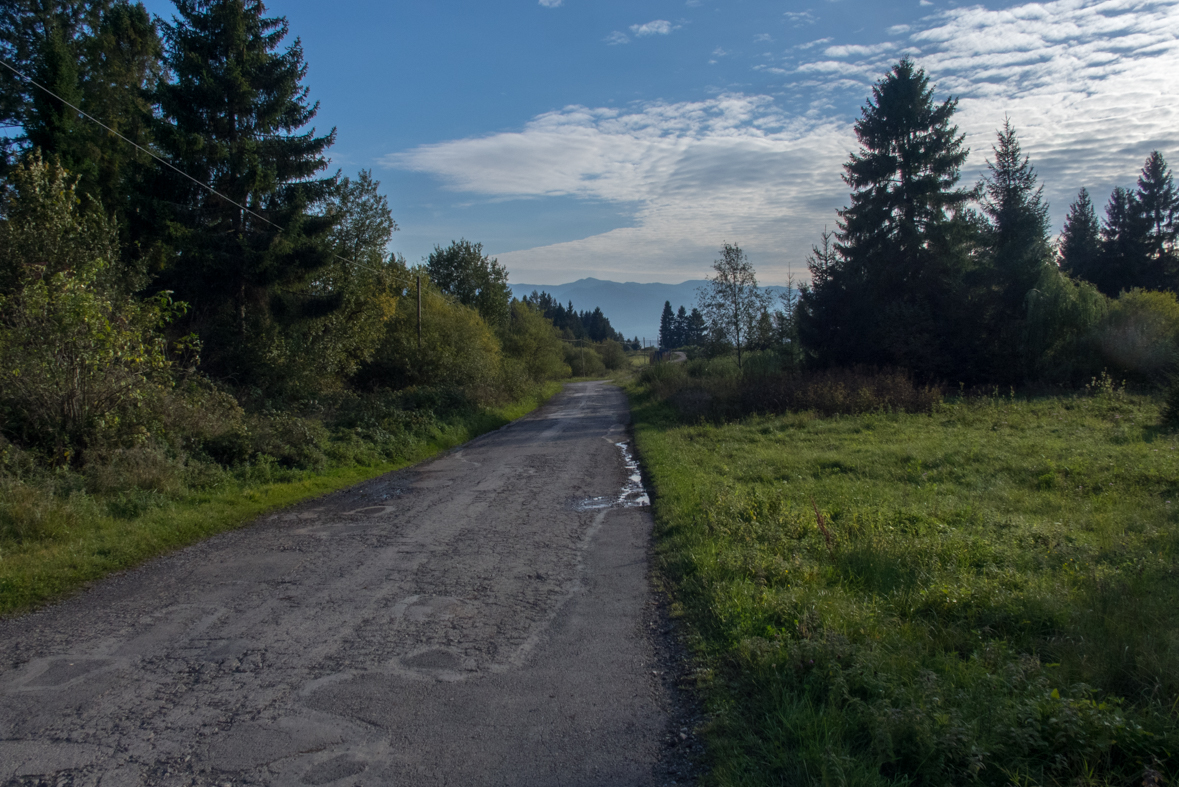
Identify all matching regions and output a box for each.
[0,382,676,786]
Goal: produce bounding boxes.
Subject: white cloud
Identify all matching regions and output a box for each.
[823,42,896,58]
[784,11,818,26]
[538,0,562,6]
[791,0,1179,227]
[630,20,674,37]
[796,37,832,49]
[386,0,1179,283]
[754,33,773,42]
[387,98,852,282]
[604,30,629,45]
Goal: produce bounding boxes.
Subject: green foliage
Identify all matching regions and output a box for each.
[1059,188,1102,284]
[977,120,1054,380]
[1094,289,1179,382]
[261,170,403,397]
[631,387,1179,786]
[800,60,976,379]
[0,0,160,214]
[641,361,941,421]
[501,299,570,381]
[565,344,606,377]
[0,155,187,461]
[426,239,511,330]
[0,150,122,294]
[698,242,771,369]
[1023,265,1109,384]
[149,0,338,379]
[597,338,628,370]
[361,279,504,402]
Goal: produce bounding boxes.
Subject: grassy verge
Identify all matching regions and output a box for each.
[630,384,1179,786]
[0,382,561,617]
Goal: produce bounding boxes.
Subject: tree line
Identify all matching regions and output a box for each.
[657,59,1178,389]
[521,290,627,344]
[0,0,623,466]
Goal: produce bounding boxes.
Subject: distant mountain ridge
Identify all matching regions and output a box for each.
[510,277,793,344]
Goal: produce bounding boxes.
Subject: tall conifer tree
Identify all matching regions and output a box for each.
[0,0,160,220]
[1095,186,1150,296]
[1136,151,1177,291]
[977,120,1052,379]
[1059,188,1102,282]
[799,59,975,377]
[149,0,337,376]
[980,120,1051,314]
[673,305,688,349]
[658,300,675,349]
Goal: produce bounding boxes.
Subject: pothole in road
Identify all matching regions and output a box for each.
[575,440,650,511]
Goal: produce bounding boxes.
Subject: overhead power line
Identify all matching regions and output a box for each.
[0,55,464,308]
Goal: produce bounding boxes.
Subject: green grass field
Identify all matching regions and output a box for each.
[631,386,1179,786]
[0,383,560,617]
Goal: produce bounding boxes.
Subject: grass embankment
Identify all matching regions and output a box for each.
[632,384,1179,786]
[0,383,561,617]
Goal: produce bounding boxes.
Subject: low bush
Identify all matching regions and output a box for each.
[745,367,943,416]
[597,339,628,370]
[565,345,606,377]
[642,361,942,421]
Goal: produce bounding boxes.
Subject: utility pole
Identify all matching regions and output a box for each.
[417,275,422,350]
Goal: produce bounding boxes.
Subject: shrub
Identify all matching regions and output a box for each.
[501,300,569,381]
[638,358,688,399]
[0,157,190,462]
[565,345,606,377]
[1094,289,1179,383]
[597,339,628,370]
[744,367,943,416]
[360,283,504,403]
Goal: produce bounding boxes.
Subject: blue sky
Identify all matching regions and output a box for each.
[142,0,1179,286]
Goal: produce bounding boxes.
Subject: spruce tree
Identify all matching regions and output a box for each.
[673,305,688,349]
[0,0,160,219]
[149,0,337,377]
[1136,151,1177,290]
[799,60,975,376]
[686,308,706,346]
[1059,188,1102,282]
[977,119,1052,379]
[658,300,674,349]
[980,120,1051,313]
[1095,186,1150,296]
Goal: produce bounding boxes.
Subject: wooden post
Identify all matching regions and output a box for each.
[417,275,422,350]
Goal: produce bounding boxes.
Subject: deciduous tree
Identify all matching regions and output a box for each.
[426,239,511,330]
[697,242,769,369]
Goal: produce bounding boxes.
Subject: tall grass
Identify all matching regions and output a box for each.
[632,383,1179,786]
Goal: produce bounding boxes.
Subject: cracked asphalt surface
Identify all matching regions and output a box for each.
[0,382,679,786]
